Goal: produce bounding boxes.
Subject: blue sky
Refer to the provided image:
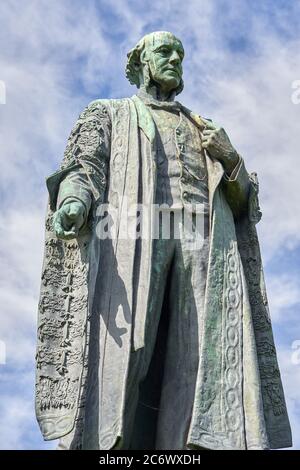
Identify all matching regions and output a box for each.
[0,0,300,449]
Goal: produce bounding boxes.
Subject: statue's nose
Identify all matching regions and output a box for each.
[169,51,180,65]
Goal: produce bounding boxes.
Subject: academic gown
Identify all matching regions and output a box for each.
[35,95,292,450]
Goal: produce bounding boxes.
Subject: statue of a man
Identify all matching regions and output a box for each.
[36,31,292,450]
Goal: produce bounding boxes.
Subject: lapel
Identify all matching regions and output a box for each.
[131,95,156,144]
[180,104,207,131]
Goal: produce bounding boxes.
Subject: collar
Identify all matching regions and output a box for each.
[137,89,182,113]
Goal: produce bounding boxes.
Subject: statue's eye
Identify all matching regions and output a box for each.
[158,47,170,55]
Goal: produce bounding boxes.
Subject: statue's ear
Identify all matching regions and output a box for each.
[140,49,148,65]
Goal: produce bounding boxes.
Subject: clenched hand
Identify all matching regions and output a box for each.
[53,200,86,240]
[202,118,239,175]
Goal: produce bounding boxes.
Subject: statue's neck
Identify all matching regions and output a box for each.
[139,84,176,102]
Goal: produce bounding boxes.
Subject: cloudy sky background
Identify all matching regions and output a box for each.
[0,0,299,449]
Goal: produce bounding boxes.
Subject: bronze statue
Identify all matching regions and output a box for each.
[36,31,292,450]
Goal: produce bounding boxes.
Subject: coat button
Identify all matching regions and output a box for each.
[176,128,181,135]
[183,191,188,198]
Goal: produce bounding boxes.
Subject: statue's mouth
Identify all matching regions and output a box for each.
[165,67,180,76]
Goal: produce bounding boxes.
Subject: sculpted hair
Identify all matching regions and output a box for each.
[126,37,146,87]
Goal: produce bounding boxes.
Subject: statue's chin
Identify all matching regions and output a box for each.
[146,75,180,98]
[161,76,180,90]
[152,78,180,97]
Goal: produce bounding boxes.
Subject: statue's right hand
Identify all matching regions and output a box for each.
[53,200,86,240]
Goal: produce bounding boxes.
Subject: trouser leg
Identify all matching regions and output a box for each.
[155,212,209,450]
[121,232,176,449]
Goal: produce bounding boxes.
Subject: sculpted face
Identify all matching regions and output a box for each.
[143,32,184,95]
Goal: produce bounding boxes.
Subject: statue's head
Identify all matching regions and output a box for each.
[126,31,184,97]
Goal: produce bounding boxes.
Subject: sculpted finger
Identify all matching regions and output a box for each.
[55,224,68,239]
[55,226,65,238]
[53,210,76,239]
[68,205,81,219]
[56,222,77,240]
[203,135,213,145]
[202,118,218,130]
[202,129,215,136]
[202,134,212,143]
[62,230,77,240]
[61,209,75,231]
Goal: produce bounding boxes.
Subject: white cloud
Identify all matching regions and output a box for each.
[0,209,45,371]
[267,275,300,323]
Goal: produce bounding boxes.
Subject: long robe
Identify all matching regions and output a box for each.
[35,95,292,449]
